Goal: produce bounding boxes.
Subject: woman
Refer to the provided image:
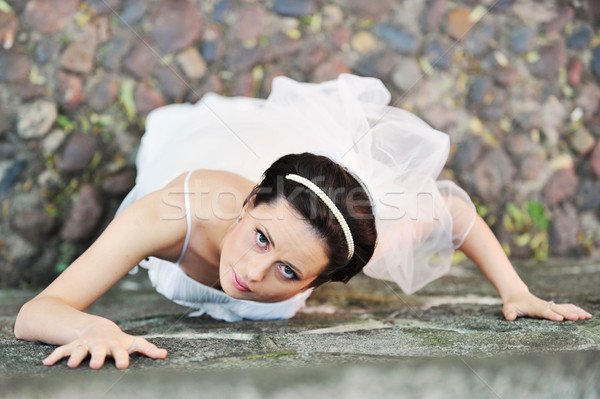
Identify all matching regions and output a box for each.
[14,74,592,370]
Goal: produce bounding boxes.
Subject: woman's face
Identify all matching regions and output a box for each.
[219,198,329,302]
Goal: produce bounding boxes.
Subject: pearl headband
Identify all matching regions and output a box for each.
[285,174,355,261]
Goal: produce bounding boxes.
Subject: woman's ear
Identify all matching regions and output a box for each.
[239,193,256,219]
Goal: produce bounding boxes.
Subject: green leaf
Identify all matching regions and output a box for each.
[527,201,548,230]
[119,79,137,121]
[0,0,12,12]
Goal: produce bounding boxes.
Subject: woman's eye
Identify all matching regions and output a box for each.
[279,264,297,280]
[256,230,269,248]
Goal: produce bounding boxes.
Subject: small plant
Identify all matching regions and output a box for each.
[502,200,549,260]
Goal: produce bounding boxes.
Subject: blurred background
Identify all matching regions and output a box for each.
[0,0,599,288]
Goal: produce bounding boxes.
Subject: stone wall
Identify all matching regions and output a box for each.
[0,0,599,287]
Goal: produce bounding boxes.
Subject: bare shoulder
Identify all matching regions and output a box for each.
[161,170,256,224]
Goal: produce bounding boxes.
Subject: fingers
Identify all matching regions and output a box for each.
[549,303,592,321]
[43,346,68,366]
[89,345,107,370]
[67,344,90,368]
[111,346,130,369]
[502,305,518,321]
[129,337,168,359]
[539,306,564,322]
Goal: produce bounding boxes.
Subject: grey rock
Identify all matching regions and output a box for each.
[0,50,30,83]
[119,0,147,25]
[421,0,446,33]
[577,179,600,211]
[88,0,122,16]
[58,132,97,174]
[60,184,104,242]
[542,6,574,35]
[592,46,600,82]
[453,137,483,172]
[134,83,165,117]
[35,36,60,64]
[542,168,579,207]
[549,202,580,256]
[60,25,97,74]
[423,41,451,70]
[511,26,533,55]
[493,66,517,87]
[227,45,260,72]
[274,0,316,17]
[480,91,507,121]
[260,32,301,64]
[103,34,133,71]
[466,22,495,56]
[17,100,57,140]
[374,24,419,55]
[489,0,515,12]
[14,84,45,101]
[148,0,202,54]
[261,67,285,96]
[529,42,567,79]
[0,159,26,195]
[590,143,600,180]
[155,65,188,101]
[294,42,327,73]
[567,25,593,50]
[85,74,120,112]
[23,0,78,33]
[213,0,233,24]
[101,169,136,196]
[468,77,491,107]
[125,39,159,79]
[232,71,254,97]
[421,103,457,131]
[56,71,83,110]
[11,210,55,243]
[232,4,267,42]
[331,26,351,50]
[347,0,394,19]
[391,59,422,92]
[353,52,396,80]
[42,129,67,157]
[202,39,222,63]
[472,148,516,202]
[187,74,223,103]
[312,55,350,83]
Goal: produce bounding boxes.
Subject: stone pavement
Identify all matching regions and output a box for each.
[1,259,599,397]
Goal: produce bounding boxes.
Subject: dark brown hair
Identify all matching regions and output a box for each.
[245,153,377,287]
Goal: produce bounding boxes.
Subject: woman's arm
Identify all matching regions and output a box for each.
[14,186,188,368]
[458,213,592,321]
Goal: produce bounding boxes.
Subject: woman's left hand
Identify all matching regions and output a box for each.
[502,290,592,322]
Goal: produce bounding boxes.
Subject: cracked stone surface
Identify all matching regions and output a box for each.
[1,260,598,397]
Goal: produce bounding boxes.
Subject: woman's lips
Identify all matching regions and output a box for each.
[232,270,250,292]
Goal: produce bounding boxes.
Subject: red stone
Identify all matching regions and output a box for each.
[148,0,202,53]
[56,71,83,110]
[567,58,583,87]
[24,0,79,33]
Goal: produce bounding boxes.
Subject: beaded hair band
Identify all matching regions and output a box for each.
[285,174,355,261]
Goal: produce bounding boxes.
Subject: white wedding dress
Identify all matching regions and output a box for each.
[116,74,476,321]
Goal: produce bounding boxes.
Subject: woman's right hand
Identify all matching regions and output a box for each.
[42,320,167,369]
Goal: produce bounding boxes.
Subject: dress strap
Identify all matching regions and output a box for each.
[175,170,193,265]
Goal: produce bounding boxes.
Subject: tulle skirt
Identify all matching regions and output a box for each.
[121,73,476,297]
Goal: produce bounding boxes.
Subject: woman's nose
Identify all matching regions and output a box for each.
[245,260,270,282]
